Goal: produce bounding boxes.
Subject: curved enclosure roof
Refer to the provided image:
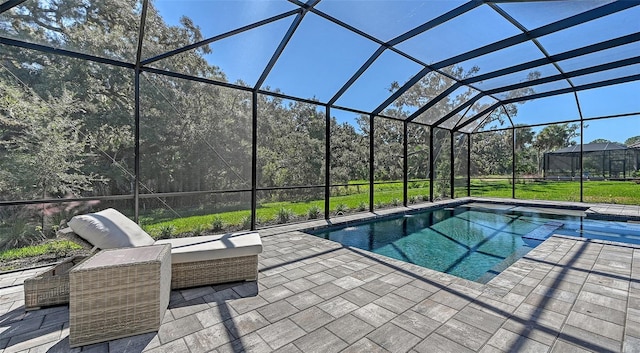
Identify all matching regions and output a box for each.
[1,0,639,133]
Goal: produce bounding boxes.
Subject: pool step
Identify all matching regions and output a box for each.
[522,221,564,242]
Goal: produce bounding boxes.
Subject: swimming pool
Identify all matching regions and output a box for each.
[307,203,640,283]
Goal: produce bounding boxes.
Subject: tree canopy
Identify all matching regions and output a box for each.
[625,136,640,146]
[589,138,614,144]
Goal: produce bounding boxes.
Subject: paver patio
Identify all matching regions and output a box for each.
[0,198,639,352]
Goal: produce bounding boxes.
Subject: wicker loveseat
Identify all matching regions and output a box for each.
[59,208,262,289]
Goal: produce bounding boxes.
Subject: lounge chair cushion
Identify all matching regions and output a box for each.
[155,232,262,264]
[68,208,155,249]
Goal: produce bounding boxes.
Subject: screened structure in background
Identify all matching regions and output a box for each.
[545,142,640,180]
[1,0,639,244]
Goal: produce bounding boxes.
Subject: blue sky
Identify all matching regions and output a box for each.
[150,0,640,143]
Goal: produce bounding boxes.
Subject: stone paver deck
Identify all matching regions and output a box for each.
[1,198,639,352]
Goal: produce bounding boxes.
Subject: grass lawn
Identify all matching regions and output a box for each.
[142,182,432,236]
[138,179,639,237]
[0,240,81,262]
[470,179,640,204]
[0,240,84,270]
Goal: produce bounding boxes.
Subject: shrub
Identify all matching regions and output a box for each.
[0,220,46,250]
[277,208,294,224]
[391,198,401,207]
[409,195,419,204]
[211,216,224,231]
[374,201,385,209]
[158,224,175,239]
[307,205,321,219]
[357,202,367,212]
[192,224,206,236]
[335,203,348,215]
[241,216,252,229]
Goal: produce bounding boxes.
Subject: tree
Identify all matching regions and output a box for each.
[0,0,250,226]
[625,136,640,146]
[330,119,368,184]
[257,97,325,193]
[0,75,109,242]
[407,124,430,181]
[371,117,404,182]
[432,128,451,198]
[532,123,580,175]
[515,126,534,150]
[511,125,535,176]
[589,138,613,144]
[534,123,579,151]
[0,75,102,200]
[470,130,511,177]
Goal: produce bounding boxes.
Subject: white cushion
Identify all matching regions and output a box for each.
[155,232,262,264]
[68,208,155,249]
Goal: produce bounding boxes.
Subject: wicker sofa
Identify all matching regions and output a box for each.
[58,208,262,289]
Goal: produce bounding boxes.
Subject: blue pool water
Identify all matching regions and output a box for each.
[308,204,640,283]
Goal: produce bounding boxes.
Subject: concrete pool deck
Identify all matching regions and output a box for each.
[0,198,639,352]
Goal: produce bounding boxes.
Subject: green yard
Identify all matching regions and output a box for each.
[471,179,640,204]
[141,181,432,236]
[141,179,640,237]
